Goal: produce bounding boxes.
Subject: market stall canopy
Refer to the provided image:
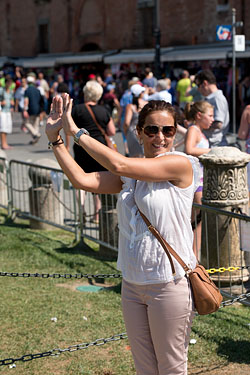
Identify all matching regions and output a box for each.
[161,45,232,61]
[14,55,57,68]
[104,42,250,64]
[103,49,156,64]
[55,52,106,64]
[227,48,250,58]
[11,50,118,67]
[161,43,250,61]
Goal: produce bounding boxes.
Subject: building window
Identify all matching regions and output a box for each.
[137,0,155,9]
[6,2,11,40]
[34,0,51,4]
[216,0,230,12]
[38,21,49,53]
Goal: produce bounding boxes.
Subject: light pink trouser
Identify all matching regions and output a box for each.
[24,115,41,137]
[121,277,195,375]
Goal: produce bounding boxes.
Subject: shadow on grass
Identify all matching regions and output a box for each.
[217,339,250,364]
[54,240,119,269]
[2,213,30,229]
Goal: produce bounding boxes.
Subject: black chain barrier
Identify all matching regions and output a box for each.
[0,272,122,279]
[0,265,249,279]
[220,291,250,307]
[0,333,128,367]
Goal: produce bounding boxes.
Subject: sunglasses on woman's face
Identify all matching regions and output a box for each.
[143,125,176,138]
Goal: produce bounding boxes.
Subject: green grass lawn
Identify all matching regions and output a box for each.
[0,209,249,375]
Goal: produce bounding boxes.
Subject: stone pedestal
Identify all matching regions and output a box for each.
[29,186,63,229]
[199,147,250,284]
[28,158,63,230]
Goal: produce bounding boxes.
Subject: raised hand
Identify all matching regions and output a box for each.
[46,96,63,142]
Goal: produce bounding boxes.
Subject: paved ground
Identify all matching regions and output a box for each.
[1,112,126,165]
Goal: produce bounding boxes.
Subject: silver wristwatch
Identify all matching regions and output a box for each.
[73,128,90,145]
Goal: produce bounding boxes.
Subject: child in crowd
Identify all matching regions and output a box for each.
[184,101,214,258]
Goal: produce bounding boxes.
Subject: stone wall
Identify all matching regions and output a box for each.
[0,0,247,56]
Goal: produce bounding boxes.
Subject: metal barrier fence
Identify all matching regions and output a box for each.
[0,157,8,210]
[80,192,118,252]
[192,203,250,302]
[0,157,249,300]
[6,159,79,240]
[0,158,119,250]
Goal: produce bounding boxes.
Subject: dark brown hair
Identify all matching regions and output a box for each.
[137,100,177,132]
[195,69,216,85]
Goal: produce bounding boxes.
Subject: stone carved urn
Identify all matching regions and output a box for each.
[200,147,250,207]
[199,147,250,284]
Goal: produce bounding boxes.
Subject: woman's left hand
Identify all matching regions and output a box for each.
[61,93,79,137]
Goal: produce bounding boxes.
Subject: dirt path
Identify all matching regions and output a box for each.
[189,362,250,374]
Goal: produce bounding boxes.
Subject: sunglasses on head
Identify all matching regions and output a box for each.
[143,125,176,137]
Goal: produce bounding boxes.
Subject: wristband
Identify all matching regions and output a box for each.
[48,136,64,149]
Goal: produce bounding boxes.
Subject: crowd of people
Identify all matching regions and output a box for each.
[0,64,249,148]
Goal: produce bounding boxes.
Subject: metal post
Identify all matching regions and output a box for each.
[232,8,236,135]
[154,0,161,79]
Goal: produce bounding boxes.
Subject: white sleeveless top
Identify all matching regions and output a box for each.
[116,152,201,285]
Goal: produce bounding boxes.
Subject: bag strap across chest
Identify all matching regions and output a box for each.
[85,103,106,137]
[138,208,191,275]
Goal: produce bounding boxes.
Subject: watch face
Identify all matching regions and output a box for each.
[74,128,89,144]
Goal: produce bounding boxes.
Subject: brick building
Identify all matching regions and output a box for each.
[0,0,248,57]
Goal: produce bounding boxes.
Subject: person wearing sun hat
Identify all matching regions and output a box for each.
[123,84,148,157]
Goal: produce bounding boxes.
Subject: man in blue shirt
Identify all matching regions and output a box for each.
[23,76,43,144]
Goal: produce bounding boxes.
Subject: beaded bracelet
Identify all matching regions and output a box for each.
[48,136,64,149]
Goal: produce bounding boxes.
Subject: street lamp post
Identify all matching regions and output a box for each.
[154,0,161,79]
[231,8,243,135]
[232,8,236,135]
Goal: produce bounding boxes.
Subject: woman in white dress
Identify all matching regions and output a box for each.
[0,77,14,149]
